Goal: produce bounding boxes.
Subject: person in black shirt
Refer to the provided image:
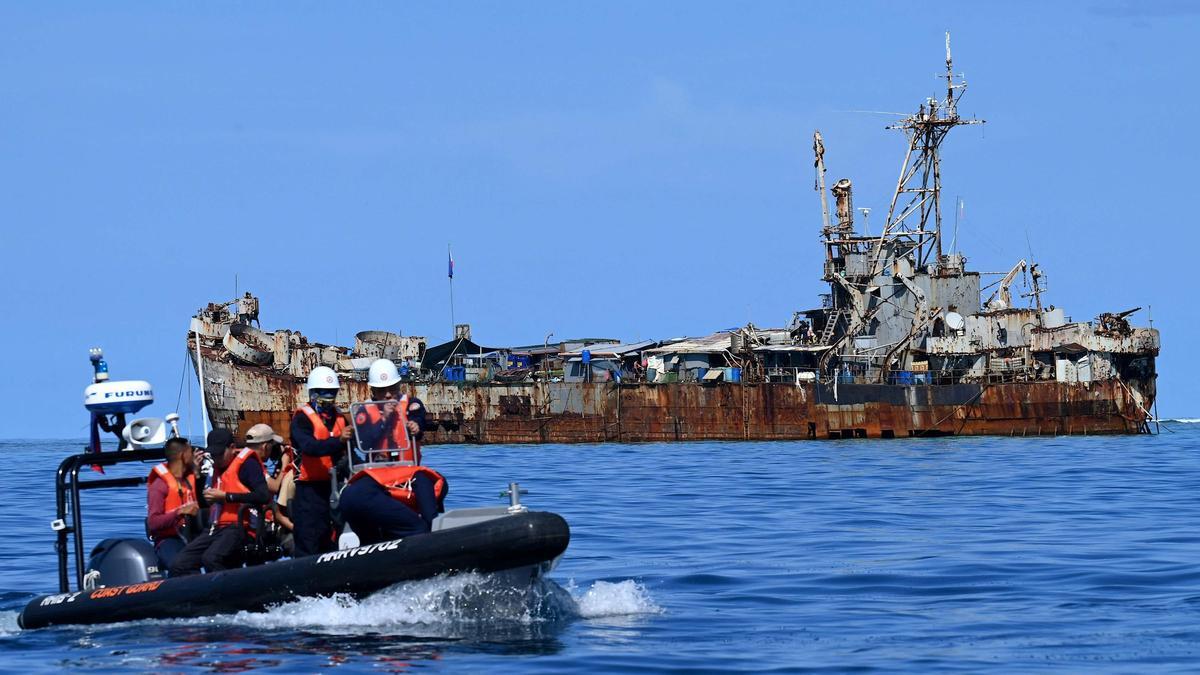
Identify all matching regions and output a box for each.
[167,425,275,576]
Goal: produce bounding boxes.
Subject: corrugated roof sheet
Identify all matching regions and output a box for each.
[561,339,658,358]
[645,328,831,354]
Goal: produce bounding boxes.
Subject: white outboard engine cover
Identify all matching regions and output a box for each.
[84,380,153,415]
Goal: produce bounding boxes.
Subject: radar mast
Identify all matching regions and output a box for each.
[882,32,984,270]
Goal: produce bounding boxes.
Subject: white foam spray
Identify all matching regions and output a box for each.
[197,572,660,633]
[0,611,19,636]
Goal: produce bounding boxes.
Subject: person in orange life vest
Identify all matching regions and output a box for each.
[290,366,353,557]
[145,437,199,571]
[354,359,431,463]
[167,424,275,576]
[340,359,447,545]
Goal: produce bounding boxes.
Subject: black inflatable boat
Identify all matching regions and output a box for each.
[18,447,570,629]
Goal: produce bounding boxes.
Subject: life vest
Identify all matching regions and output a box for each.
[354,395,418,463]
[348,465,447,512]
[214,448,261,528]
[146,463,197,540]
[295,404,346,482]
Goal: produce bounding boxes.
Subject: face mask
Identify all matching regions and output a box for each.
[312,390,338,410]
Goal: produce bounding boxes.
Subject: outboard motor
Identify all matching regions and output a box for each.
[84,538,164,589]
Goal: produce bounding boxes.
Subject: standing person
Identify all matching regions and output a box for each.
[341,359,446,544]
[168,425,274,576]
[145,437,199,571]
[290,366,353,557]
[355,359,431,463]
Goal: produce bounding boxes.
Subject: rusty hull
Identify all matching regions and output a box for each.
[197,351,1153,444]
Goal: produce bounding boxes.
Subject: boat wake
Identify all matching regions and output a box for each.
[188,572,660,634]
[0,611,18,636]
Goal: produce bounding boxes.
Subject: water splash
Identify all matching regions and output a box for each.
[0,611,19,637]
[184,572,658,635]
[569,579,662,618]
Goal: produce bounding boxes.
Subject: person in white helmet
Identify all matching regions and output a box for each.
[340,358,445,544]
[354,359,430,462]
[289,366,353,557]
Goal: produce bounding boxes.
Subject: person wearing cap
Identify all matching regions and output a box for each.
[192,428,233,529]
[145,437,199,571]
[290,366,353,557]
[340,359,446,544]
[168,425,275,576]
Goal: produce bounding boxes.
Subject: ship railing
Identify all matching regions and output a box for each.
[818,366,1057,387]
[765,367,820,383]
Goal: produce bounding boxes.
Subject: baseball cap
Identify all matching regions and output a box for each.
[206,428,234,454]
[245,423,283,445]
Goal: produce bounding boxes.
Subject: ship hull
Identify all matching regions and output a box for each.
[195,355,1155,444]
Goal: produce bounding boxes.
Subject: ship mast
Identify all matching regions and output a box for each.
[882,32,984,270]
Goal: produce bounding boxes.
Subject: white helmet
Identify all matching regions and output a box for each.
[306,366,340,391]
[368,359,401,388]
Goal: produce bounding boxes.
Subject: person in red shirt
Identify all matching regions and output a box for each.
[145,437,200,571]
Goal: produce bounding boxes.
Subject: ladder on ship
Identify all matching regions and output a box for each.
[819,309,847,344]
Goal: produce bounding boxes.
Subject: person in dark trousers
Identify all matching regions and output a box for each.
[341,359,446,544]
[145,437,199,570]
[167,425,275,576]
[290,366,353,557]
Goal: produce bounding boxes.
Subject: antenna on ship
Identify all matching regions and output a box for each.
[881,31,984,270]
[1021,228,1048,326]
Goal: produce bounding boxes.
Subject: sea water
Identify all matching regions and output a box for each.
[2,424,1199,672]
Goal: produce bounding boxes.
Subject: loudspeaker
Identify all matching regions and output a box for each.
[122,417,167,448]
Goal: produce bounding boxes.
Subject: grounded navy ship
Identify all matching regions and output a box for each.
[189,39,1159,445]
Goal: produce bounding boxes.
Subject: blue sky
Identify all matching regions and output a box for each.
[1,2,1195,438]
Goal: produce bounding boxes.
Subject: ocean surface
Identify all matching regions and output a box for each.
[2,424,1200,672]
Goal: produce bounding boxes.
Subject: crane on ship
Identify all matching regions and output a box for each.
[985,259,1028,311]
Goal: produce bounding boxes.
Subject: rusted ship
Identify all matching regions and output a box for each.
[189,39,1159,445]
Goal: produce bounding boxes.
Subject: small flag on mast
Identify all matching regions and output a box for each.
[448,247,454,279]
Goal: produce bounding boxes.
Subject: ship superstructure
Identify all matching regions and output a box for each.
[796,35,1157,413]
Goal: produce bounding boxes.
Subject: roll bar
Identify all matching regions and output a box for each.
[53,448,168,592]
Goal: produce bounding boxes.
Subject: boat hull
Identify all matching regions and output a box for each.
[195,350,1156,444]
[19,511,569,629]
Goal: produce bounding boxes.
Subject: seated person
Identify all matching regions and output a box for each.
[269,440,296,556]
[167,425,275,576]
[341,359,446,544]
[340,465,445,544]
[145,437,199,570]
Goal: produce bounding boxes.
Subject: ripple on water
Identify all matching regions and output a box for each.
[3,432,1200,671]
